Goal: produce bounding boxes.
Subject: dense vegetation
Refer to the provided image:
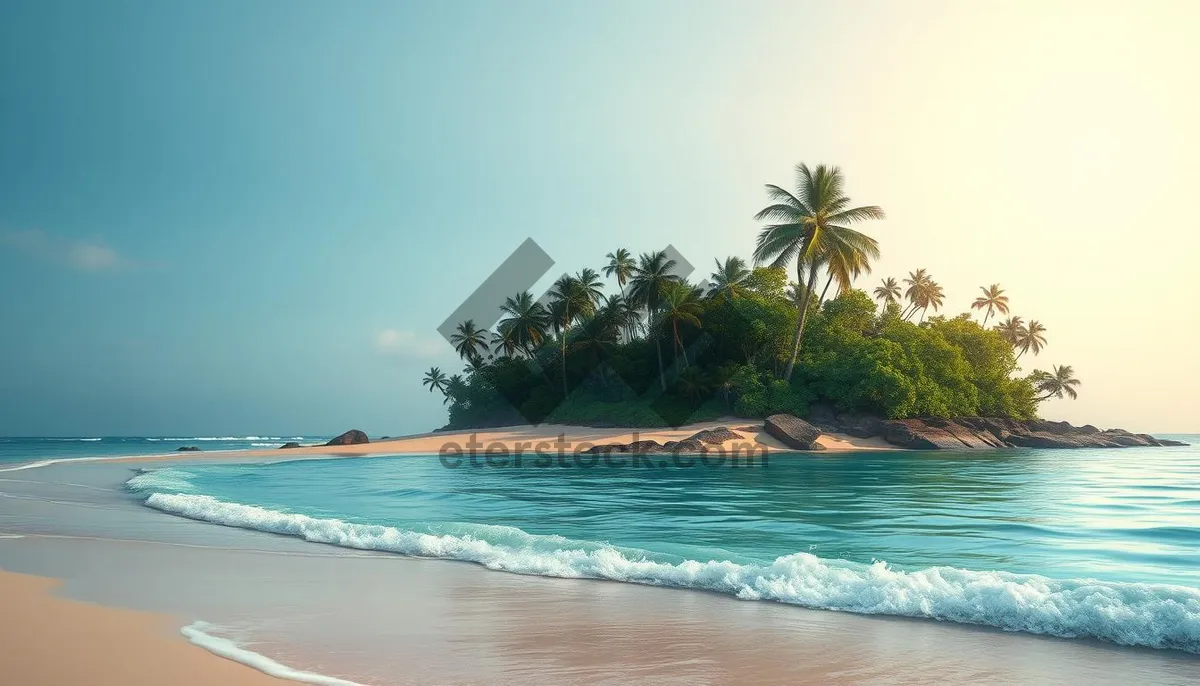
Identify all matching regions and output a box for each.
[422,164,1078,429]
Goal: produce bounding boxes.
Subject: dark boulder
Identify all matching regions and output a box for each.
[836,413,885,439]
[278,442,301,449]
[1159,439,1190,446]
[764,414,825,450]
[627,440,664,454]
[175,446,201,452]
[325,429,369,446]
[687,427,745,444]
[881,420,970,450]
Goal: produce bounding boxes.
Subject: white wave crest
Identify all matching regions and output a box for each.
[145,493,1200,653]
[181,621,363,685]
[127,469,198,494]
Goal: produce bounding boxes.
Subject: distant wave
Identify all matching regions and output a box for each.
[141,491,1200,653]
[181,622,363,685]
[161,436,284,442]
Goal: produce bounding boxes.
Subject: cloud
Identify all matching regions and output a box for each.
[0,228,136,272]
[375,329,446,358]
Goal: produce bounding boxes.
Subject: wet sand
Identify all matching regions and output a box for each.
[0,569,287,685]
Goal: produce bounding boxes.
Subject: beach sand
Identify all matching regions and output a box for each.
[0,569,287,685]
[116,419,900,464]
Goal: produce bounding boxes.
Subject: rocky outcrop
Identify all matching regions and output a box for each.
[849,416,1183,450]
[279,442,301,449]
[175,446,201,452]
[688,427,745,444]
[325,430,369,446]
[780,410,1187,451]
[764,414,825,450]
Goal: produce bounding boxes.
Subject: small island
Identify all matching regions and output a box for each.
[420,163,1178,448]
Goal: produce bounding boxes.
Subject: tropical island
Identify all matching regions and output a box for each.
[421,163,1094,438]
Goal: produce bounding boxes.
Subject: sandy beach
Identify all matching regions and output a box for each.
[0,569,287,685]
[115,420,901,464]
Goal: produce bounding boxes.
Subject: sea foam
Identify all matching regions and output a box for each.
[181,621,363,685]
[145,492,1200,653]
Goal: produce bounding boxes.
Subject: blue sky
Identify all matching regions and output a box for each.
[3,1,1198,435]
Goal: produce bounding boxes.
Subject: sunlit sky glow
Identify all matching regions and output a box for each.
[1,1,1197,435]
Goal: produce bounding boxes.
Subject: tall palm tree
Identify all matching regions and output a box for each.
[449,320,488,361]
[658,281,704,368]
[901,269,931,320]
[570,311,620,387]
[753,163,884,380]
[1016,320,1047,359]
[918,280,945,323]
[598,294,640,342]
[628,250,681,390]
[971,284,1010,326]
[497,291,550,358]
[708,256,751,300]
[873,277,901,307]
[1033,364,1080,401]
[995,316,1024,346]
[817,236,878,303]
[422,367,448,395]
[603,248,636,290]
[548,272,600,396]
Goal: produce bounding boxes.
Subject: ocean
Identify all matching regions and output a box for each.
[0,435,329,466]
[2,435,1198,683]
[114,436,1200,653]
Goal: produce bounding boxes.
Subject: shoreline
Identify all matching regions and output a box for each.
[0,569,299,685]
[111,420,901,465]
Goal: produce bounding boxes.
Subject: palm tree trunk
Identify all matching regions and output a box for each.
[560,306,570,397]
[674,321,688,368]
[982,309,993,327]
[783,260,820,381]
[650,308,666,391]
[818,272,834,304]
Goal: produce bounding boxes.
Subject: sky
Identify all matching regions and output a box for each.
[1,0,1198,436]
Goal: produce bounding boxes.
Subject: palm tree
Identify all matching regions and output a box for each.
[658,281,704,368]
[753,163,884,380]
[971,284,1010,326]
[462,357,487,376]
[675,366,710,402]
[570,311,620,387]
[1032,364,1080,401]
[1016,320,1047,359]
[442,374,466,406]
[628,250,681,390]
[873,277,901,308]
[497,291,550,358]
[449,320,488,361]
[708,256,751,300]
[490,327,519,359]
[598,294,640,342]
[548,272,600,396]
[901,269,931,320]
[995,316,1024,346]
[603,248,636,290]
[817,236,878,303]
[918,280,945,323]
[422,367,448,395]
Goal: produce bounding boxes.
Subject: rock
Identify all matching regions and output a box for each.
[687,427,745,444]
[325,429,369,446]
[278,442,301,449]
[764,414,825,450]
[175,446,201,452]
[804,404,841,433]
[735,425,761,433]
[836,413,885,439]
[880,420,971,450]
[1159,439,1190,446]
[1077,424,1100,435]
[627,440,664,454]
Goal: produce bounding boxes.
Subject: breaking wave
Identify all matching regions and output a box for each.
[141,491,1200,653]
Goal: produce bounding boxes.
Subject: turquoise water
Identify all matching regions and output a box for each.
[125,439,1200,652]
[0,436,328,465]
